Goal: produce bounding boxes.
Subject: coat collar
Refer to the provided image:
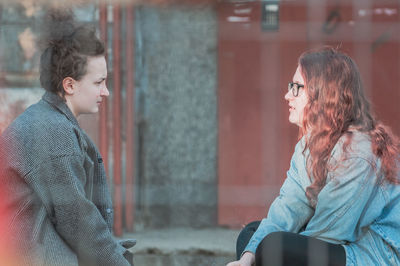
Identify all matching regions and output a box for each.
[42,91,80,127]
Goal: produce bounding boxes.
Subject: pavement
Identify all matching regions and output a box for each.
[121,227,240,266]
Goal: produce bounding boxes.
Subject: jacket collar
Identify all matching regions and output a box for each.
[42,91,80,127]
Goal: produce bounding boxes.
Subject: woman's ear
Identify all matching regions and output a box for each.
[62,77,75,95]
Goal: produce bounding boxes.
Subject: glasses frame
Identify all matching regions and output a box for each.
[288,82,304,97]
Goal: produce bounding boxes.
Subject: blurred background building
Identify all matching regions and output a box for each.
[0,0,399,265]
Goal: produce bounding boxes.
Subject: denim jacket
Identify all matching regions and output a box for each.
[244,131,400,265]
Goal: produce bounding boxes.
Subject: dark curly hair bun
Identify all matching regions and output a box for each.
[39,8,105,95]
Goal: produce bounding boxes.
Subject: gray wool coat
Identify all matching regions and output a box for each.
[0,91,130,266]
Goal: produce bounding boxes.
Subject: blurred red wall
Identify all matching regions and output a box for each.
[217,0,400,227]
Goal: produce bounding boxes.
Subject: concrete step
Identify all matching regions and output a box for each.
[122,227,240,266]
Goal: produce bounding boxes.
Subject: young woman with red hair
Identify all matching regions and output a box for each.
[227,47,400,266]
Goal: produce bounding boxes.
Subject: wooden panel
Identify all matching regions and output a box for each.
[217,0,400,227]
[217,1,308,227]
[370,1,400,135]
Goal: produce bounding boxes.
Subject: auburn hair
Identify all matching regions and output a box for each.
[298,47,399,206]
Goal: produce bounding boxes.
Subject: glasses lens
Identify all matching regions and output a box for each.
[288,82,298,97]
[288,82,293,94]
[292,83,298,96]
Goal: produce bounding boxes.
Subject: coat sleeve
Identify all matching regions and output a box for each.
[26,154,130,266]
[301,157,383,244]
[243,142,314,254]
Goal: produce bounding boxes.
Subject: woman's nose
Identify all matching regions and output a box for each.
[284,90,292,101]
[101,85,110,97]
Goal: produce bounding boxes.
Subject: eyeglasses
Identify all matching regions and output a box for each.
[288,82,304,97]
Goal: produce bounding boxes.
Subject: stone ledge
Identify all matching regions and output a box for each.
[121,227,240,266]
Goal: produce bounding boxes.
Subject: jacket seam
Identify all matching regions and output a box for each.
[312,157,375,236]
[22,154,85,180]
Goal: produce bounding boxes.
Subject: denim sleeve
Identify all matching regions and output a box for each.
[243,143,314,255]
[301,157,382,244]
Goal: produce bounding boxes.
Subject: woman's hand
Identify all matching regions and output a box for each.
[226,252,255,266]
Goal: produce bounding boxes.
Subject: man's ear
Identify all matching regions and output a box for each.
[62,77,75,95]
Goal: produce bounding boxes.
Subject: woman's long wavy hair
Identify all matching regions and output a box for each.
[299,47,400,206]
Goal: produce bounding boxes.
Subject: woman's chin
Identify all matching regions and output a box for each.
[288,115,298,126]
